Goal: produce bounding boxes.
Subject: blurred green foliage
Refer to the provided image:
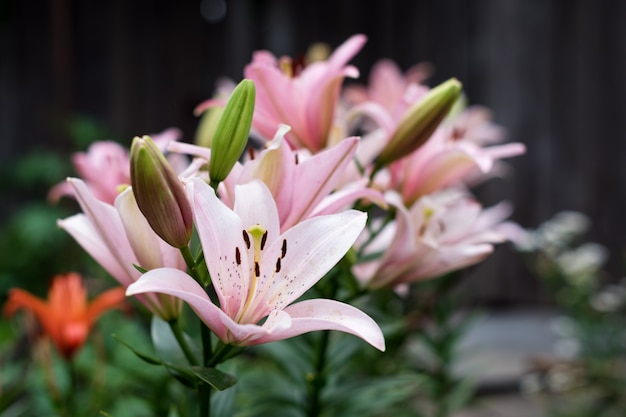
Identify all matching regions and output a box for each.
[0,115,121,299]
[516,212,626,417]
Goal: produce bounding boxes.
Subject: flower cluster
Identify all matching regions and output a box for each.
[9,33,525,414]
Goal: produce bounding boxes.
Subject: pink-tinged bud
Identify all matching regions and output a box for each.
[209,79,255,186]
[375,78,462,169]
[130,135,193,248]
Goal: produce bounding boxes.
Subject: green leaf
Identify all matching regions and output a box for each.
[211,379,238,417]
[190,367,237,391]
[445,378,476,413]
[253,336,313,383]
[324,374,424,417]
[151,317,200,387]
[112,334,162,365]
[151,317,200,366]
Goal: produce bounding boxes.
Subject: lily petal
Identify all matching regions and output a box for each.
[252,299,385,351]
[234,180,280,240]
[115,188,165,271]
[58,214,136,288]
[126,268,230,342]
[187,178,249,318]
[66,178,138,281]
[255,210,367,311]
[283,136,359,230]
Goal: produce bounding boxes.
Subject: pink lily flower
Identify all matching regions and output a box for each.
[386,107,526,205]
[127,178,385,350]
[349,94,525,206]
[49,128,183,205]
[244,34,366,152]
[354,189,515,290]
[48,140,130,205]
[340,58,524,203]
[168,125,384,232]
[343,58,433,117]
[57,178,184,320]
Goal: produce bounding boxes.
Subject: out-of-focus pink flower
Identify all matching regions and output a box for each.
[344,58,433,116]
[57,178,184,320]
[128,179,385,350]
[4,272,125,359]
[169,125,383,232]
[49,140,130,205]
[244,34,366,152]
[341,58,524,202]
[385,107,525,205]
[354,189,515,289]
[348,90,525,206]
[49,128,183,205]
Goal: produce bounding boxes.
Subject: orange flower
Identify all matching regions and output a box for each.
[4,272,126,359]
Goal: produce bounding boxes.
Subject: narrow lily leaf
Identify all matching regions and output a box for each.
[151,316,200,367]
[324,374,424,417]
[190,367,237,391]
[112,334,162,365]
[114,331,197,388]
[151,316,200,387]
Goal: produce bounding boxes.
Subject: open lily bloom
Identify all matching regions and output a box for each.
[4,272,125,359]
[58,178,184,320]
[169,125,383,232]
[244,34,366,152]
[128,179,385,350]
[354,189,515,290]
[48,128,183,205]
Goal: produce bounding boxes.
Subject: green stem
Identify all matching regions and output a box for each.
[307,330,331,417]
[63,357,78,417]
[181,246,198,276]
[201,323,213,365]
[209,179,220,192]
[199,324,213,417]
[207,341,238,367]
[199,381,211,417]
[169,319,198,366]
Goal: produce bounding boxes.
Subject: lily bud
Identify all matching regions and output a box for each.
[130,135,193,248]
[194,104,225,149]
[209,79,256,186]
[375,78,462,169]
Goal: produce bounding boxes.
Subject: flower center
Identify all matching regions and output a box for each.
[238,224,268,320]
[279,55,306,78]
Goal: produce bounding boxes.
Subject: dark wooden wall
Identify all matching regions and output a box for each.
[2,0,625,305]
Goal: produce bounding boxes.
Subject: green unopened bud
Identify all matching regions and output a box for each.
[195,105,225,148]
[209,79,255,187]
[375,78,462,170]
[130,135,193,248]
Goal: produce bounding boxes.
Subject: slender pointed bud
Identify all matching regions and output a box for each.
[194,104,225,148]
[375,78,462,169]
[209,79,256,186]
[130,135,193,248]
